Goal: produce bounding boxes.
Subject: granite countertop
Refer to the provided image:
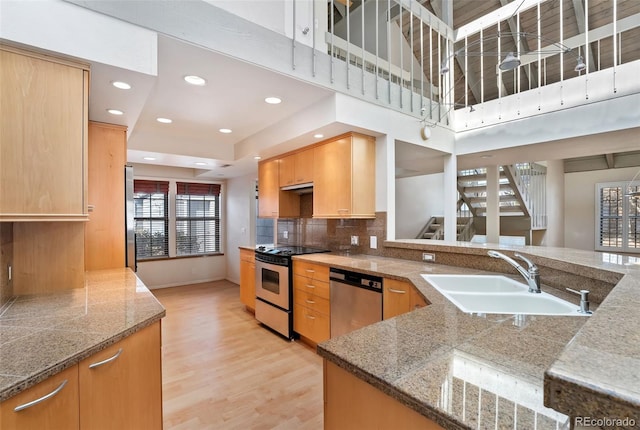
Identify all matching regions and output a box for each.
[0,268,166,402]
[295,249,640,429]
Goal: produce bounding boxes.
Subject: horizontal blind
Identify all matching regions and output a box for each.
[134,180,169,259]
[598,185,623,248]
[176,182,221,256]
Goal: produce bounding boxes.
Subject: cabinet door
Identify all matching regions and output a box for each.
[383,279,412,320]
[79,322,162,430]
[278,154,296,187]
[294,149,314,184]
[85,122,127,270]
[313,137,352,217]
[0,365,79,430]
[239,250,256,309]
[0,48,88,220]
[258,159,280,217]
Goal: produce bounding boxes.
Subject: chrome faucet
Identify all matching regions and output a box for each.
[487,250,541,293]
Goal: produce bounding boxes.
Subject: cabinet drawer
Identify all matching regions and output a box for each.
[293,261,329,280]
[294,288,330,315]
[293,274,330,300]
[294,304,330,344]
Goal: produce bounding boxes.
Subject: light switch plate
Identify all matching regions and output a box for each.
[283,230,288,239]
[350,235,359,245]
[370,236,377,249]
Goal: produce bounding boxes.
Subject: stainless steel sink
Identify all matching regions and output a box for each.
[422,274,588,316]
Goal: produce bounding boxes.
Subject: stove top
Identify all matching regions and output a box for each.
[255,245,330,256]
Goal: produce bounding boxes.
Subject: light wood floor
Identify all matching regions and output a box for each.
[152,281,324,430]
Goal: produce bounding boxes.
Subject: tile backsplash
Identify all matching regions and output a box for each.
[276,193,387,255]
[0,223,14,306]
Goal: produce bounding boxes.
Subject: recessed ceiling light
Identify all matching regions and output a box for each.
[264,97,282,104]
[112,81,131,90]
[195,162,207,166]
[156,117,172,124]
[143,156,156,161]
[254,156,262,160]
[107,109,124,115]
[184,75,206,86]
[219,128,232,134]
[313,133,324,139]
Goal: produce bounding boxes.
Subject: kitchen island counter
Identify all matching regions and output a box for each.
[0,268,165,402]
[295,247,640,429]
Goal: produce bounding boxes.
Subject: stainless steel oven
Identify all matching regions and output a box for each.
[254,246,329,340]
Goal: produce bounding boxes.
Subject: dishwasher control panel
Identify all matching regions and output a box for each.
[329,268,383,291]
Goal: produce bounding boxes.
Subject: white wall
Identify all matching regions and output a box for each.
[395,173,445,238]
[225,173,257,285]
[130,163,227,289]
[564,166,638,251]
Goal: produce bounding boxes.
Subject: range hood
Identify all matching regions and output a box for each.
[281,182,314,194]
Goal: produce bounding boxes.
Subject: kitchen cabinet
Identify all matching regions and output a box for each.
[324,360,443,430]
[0,45,89,221]
[279,148,314,187]
[85,122,127,270]
[293,261,330,344]
[239,248,256,310]
[383,278,429,320]
[0,365,79,430]
[79,321,162,430]
[313,133,375,219]
[258,158,300,218]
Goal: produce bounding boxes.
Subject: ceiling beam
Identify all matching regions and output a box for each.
[605,153,615,169]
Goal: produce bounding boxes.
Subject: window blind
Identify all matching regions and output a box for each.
[134,180,169,259]
[175,182,221,256]
[596,182,640,252]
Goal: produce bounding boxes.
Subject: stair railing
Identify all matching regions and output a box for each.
[510,163,547,229]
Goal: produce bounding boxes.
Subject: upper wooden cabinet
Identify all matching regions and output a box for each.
[279,148,314,187]
[85,122,127,271]
[0,46,89,221]
[257,158,300,218]
[313,133,376,219]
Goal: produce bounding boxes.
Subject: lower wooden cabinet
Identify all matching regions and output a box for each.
[0,365,79,430]
[324,360,443,430]
[239,249,256,310]
[79,321,162,430]
[383,278,430,320]
[293,261,330,344]
[0,322,162,430]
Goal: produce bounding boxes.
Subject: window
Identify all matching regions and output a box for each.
[134,180,169,259]
[176,182,221,256]
[596,182,640,253]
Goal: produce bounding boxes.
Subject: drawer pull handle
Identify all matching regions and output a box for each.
[388,288,407,294]
[305,314,316,320]
[305,299,316,304]
[14,380,68,412]
[306,284,316,289]
[89,348,123,369]
[305,269,315,273]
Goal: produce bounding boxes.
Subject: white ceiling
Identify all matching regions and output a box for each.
[88,34,334,179]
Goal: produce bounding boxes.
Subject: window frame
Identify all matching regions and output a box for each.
[174,182,222,257]
[133,180,170,260]
[595,181,640,253]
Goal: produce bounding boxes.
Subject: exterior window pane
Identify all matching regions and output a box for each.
[176,183,221,256]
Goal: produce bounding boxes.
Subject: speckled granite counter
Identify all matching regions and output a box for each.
[0,268,165,402]
[295,248,640,429]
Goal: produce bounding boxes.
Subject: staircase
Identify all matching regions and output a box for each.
[457,167,529,217]
[416,216,475,241]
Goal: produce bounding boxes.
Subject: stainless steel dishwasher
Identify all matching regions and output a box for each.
[330,268,383,338]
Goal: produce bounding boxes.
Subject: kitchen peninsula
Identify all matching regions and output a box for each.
[293,242,640,429]
[0,268,165,429]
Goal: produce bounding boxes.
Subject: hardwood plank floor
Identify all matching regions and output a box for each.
[152,281,324,430]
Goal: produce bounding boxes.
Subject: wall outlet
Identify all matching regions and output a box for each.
[370,236,377,249]
[350,235,359,245]
[422,253,435,262]
[283,230,288,239]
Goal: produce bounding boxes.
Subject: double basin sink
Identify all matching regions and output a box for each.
[422,274,588,317]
